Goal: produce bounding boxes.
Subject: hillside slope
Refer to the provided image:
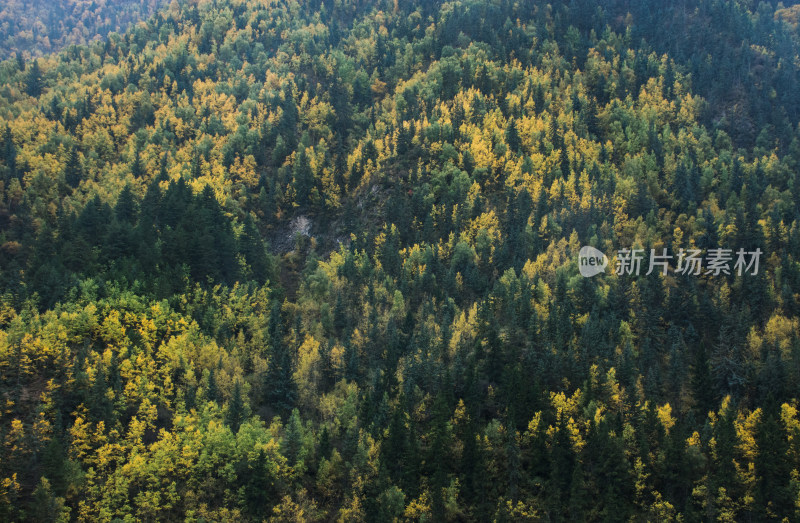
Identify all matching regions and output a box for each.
[0,0,171,59]
[0,0,800,520]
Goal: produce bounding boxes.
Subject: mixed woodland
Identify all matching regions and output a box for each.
[0,0,800,520]
[0,0,171,60]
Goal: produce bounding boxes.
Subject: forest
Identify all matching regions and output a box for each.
[0,0,171,60]
[1,0,800,520]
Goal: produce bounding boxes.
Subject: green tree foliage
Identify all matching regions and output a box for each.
[0,0,171,59]
[0,0,798,521]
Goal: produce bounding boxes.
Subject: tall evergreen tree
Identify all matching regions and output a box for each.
[265,301,296,413]
[25,59,42,97]
[64,145,82,188]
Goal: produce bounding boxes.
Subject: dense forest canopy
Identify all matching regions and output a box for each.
[0,0,800,520]
[0,0,172,60]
